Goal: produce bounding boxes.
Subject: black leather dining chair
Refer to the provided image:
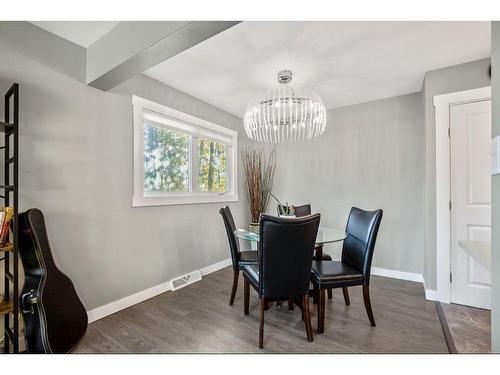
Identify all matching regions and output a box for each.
[241,213,320,348]
[311,207,383,333]
[277,203,334,300]
[219,205,258,306]
[277,203,311,217]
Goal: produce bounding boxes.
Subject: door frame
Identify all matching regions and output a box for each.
[433,86,491,303]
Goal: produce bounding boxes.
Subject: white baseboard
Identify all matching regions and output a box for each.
[87,257,231,323]
[200,258,231,276]
[371,266,424,283]
[371,267,441,302]
[87,279,172,323]
[422,278,439,301]
[425,289,438,301]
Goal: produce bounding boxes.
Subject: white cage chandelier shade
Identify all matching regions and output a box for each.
[243,77,327,143]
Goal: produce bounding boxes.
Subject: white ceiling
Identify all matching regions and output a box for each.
[145,21,491,117]
[30,21,119,47]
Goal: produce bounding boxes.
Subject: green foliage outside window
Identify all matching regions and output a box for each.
[144,123,189,192]
[198,139,227,193]
[143,123,228,194]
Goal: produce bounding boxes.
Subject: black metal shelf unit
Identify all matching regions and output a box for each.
[0,83,19,353]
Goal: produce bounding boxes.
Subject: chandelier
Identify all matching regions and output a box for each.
[243,70,327,143]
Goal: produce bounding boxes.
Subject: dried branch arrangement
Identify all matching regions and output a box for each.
[241,147,276,223]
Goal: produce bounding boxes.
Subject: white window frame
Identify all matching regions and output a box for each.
[133,95,238,207]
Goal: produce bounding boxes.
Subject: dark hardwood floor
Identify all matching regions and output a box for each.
[76,267,448,353]
[440,302,491,353]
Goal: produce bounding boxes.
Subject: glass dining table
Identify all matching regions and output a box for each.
[234,225,346,259]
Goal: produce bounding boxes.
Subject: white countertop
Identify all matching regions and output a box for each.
[458,240,491,272]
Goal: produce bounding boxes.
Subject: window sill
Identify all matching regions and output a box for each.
[132,194,238,207]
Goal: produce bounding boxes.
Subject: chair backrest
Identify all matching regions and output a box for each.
[258,213,320,299]
[219,205,240,270]
[277,204,312,217]
[341,207,383,283]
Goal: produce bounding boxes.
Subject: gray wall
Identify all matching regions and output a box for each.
[422,58,491,290]
[491,21,500,353]
[0,22,250,312]
[273,93,425,274]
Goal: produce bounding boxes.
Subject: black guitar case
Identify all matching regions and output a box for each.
[18,208,88,353]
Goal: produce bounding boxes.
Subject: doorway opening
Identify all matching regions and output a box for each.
[434,86,492,308]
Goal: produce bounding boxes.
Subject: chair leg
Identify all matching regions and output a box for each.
[342,287,350,305]
[288,296,294,310]
[302,295,313,342]
[313,284,319,305]
[327,288,333,300]
[317,289,326,334]
[229,269,239,306]
[259,299,266,349]
[244,276,250,315]
[362,285,376,327]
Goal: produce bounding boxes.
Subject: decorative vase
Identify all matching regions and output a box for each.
[249,222,259,234]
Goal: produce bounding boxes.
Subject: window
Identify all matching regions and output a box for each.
[133,96,238,206]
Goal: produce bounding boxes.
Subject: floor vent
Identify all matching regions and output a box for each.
[169,270,202,291]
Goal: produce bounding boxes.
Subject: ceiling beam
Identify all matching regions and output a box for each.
[86,21,240,91]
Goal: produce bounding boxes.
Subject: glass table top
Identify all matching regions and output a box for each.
[234,225,346,245]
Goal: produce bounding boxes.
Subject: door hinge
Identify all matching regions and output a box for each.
[449,200,452,210]
[450,272,453,283]
[448,128,451,138]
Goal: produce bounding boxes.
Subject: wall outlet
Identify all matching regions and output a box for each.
[492,136,500,176]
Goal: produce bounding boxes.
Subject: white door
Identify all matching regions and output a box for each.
[450,99,491,309]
